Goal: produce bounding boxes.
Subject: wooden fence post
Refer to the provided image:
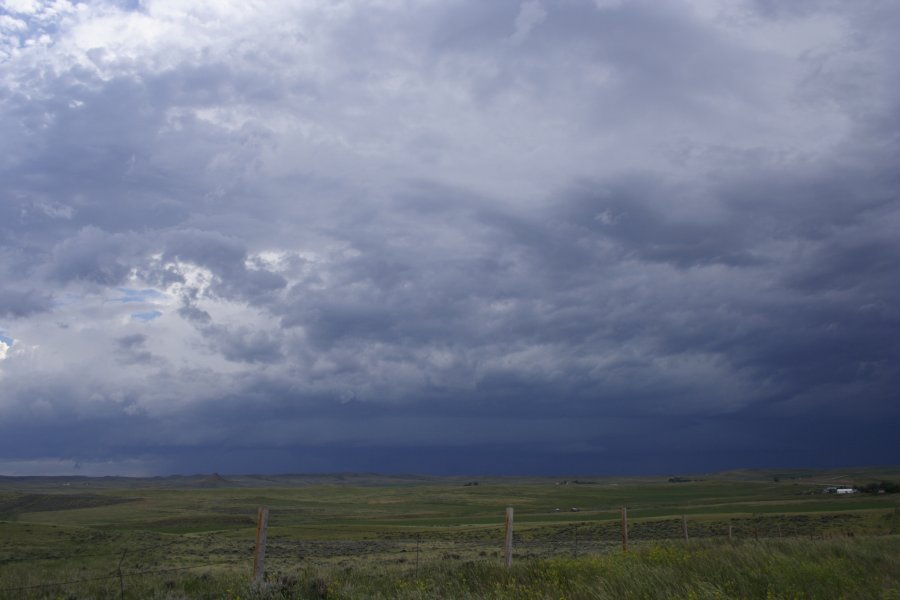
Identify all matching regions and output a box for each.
[415,534,421,578]
[253,506,269,582]
[728,522,733,541]
[682,515,689,542]
[621,506,628,553]
[504,507,514,568]
[117,549,127,600]
[573,525,578,558]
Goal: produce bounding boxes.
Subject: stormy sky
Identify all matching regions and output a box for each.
[0,0,898,476]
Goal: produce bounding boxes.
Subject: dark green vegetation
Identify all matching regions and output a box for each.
[856,480,900,494]
[0,467,898,599]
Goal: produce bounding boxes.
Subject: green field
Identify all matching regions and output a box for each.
[1,467,898,599]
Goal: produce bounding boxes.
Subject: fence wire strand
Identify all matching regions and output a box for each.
[1,511,885,595]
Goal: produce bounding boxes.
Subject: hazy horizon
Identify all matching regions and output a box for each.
[3,462,897,481]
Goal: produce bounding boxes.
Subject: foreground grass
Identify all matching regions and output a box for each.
[4,537,896,599]
[304,537,900,600]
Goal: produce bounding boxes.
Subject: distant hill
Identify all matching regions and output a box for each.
[1,465,897,491]
[197,472,228,487]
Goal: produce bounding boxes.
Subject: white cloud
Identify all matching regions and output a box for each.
[2,0,40,15]
[0,14,28,31]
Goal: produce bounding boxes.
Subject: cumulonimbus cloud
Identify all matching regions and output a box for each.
[0,0,897,475]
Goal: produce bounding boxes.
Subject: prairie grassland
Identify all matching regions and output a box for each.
[290,537,900,600]
[0,468,898,598]
[1,537,898,599]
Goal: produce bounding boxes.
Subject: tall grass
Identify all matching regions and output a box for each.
[3,537,897,599]
[287,537,900,600]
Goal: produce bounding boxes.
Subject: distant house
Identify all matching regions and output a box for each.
[836,487,857,495]
[570,507,580,512]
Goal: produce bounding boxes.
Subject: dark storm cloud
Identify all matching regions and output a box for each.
[49,226,141,285]
[163,230,246,275]
[162,229,287,303]
[0,0,898,476]
[557,177,759,268]
[177,305,211,323]
[198,324,284,364]
[115,332,156,364]
[0,288,53,318]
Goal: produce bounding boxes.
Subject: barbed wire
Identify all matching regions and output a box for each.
[1,524,856,568]
[1,515,881,594]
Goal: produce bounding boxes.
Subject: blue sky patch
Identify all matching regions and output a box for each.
[131,311,162,323]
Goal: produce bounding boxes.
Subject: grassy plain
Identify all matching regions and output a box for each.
[0,466,898,598]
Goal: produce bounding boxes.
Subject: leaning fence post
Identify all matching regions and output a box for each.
[621,506,628,552]
[253,506,269,582]
[504,507,514,568]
